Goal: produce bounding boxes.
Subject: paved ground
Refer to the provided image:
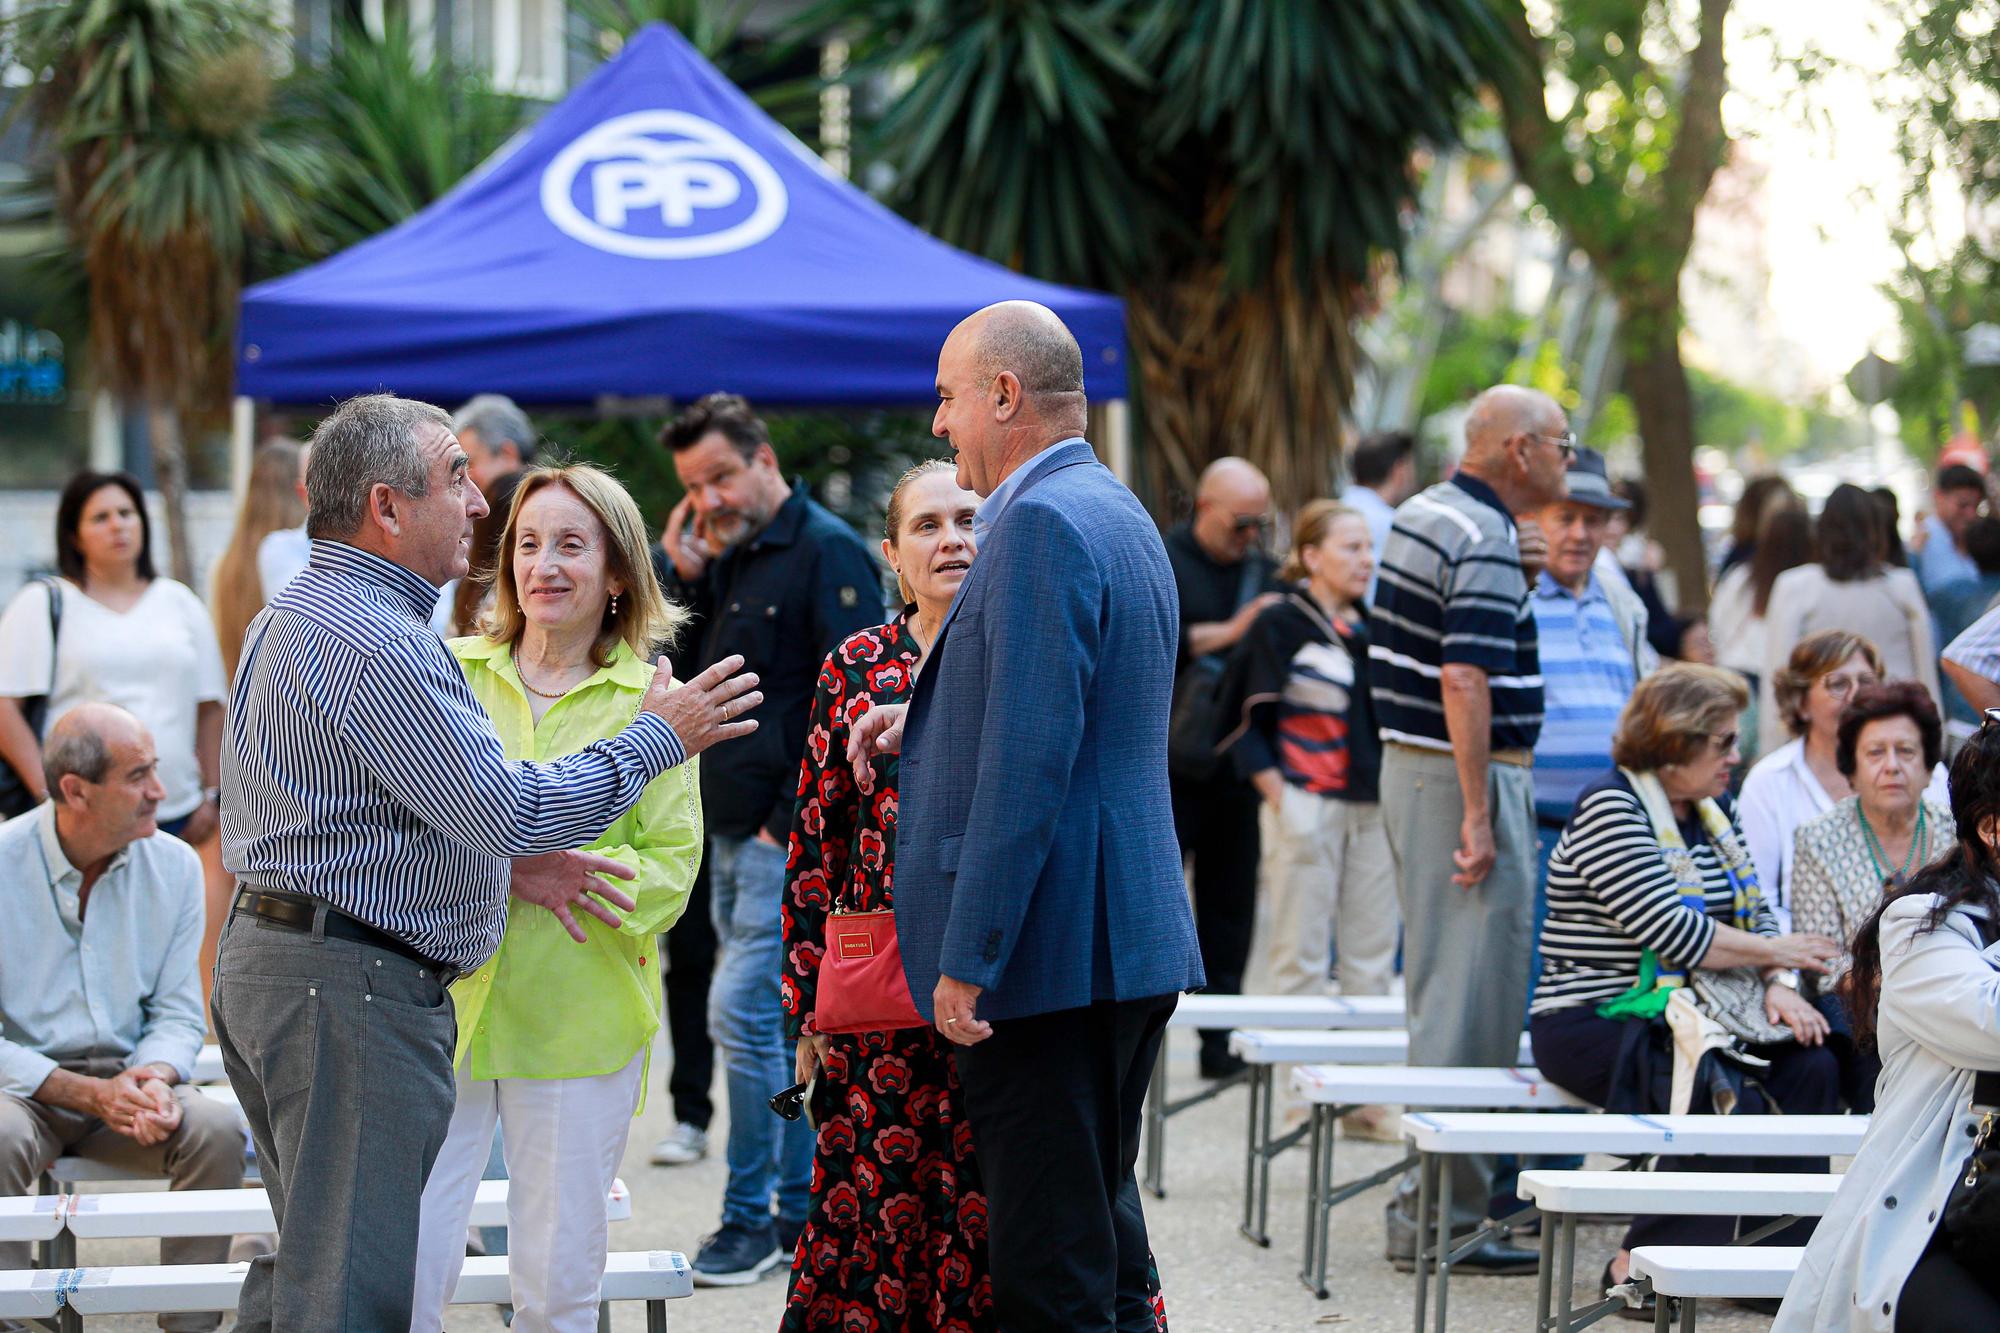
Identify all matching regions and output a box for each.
[60,1025,1782,1332]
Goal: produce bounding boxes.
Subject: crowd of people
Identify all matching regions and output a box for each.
[11,307,2000,1331]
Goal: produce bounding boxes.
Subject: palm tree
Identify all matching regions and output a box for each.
[5,0,318,583]
[820,0,1509,507]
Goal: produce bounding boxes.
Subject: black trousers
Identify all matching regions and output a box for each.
[1899,1222,2000,1327]
[662,857,717,1130]
[954,994,1176,1332]
[1170,773,1259,1060]
[1529,1004,1840,1249]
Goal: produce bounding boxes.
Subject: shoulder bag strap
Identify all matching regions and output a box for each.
[38,576,62,707]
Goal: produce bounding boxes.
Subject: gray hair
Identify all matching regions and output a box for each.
[972,301,1085,399]
[452,394,536,465]
[43,703,137,801]
[305,394,452,539]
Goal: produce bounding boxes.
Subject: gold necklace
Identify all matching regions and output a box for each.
[513,649,581,700]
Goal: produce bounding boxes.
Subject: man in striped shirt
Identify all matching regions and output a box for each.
[1370,384,1569,1273]
[214,394,761,1331]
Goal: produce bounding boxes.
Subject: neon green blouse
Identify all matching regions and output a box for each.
[446,635,702,1086]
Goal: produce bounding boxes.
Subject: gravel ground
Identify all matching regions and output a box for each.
[54,1026,1782,1332]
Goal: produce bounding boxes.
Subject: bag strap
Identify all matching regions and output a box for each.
[1232,549,1263,612]
[39,577,62,700]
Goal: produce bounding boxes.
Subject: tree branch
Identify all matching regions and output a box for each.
[1655,0,1732,264]
[1491,1,1573,213]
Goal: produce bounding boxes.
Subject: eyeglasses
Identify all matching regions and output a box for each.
[1820,672,1881,699]
[1532,432,1578,461]
[1984,707,2000,728]
[1706,730,1738,754]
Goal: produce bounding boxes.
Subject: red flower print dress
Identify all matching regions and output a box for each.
[779,617,1168,1332]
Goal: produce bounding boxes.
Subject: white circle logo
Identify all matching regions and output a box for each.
[540,110,788,259]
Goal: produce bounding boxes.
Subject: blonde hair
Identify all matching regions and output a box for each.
[483,464,687,666]
[1280,499,1361,582]
[1610,664,1751,771]
[211,439,305,680]
[885,459,960,606]
[1772,630,1885,737]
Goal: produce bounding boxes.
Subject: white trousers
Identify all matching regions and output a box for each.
[409,1050,645,1333]
[1261,786,1399,997]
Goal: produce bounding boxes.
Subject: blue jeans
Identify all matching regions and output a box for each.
[706,834,813,1230]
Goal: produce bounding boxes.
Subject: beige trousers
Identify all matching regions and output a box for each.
[1261,785,1400,997]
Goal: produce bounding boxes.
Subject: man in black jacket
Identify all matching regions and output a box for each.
[655,393,884,1285]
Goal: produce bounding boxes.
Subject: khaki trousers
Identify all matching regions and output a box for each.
[1260,786,1399,998]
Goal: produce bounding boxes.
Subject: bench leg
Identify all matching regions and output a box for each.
[1679,1295,1697,1333]
[1411,1152,1435,1333]
[1433,1159,1454,1333]
[1535,1212,1555,1332]
[1556,1211,1576,1332]
[1311,1106,1336,1300]
[1299,1100,1322,1291]
[1143,1043,1168,1198]
[1654,1292,1672,1333]
[1239,1062,1263,1243]
[598,1300,612,1332]
[648,1298,668,1333]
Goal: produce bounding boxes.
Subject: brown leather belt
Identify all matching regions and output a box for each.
[233,887,446,975]
[1386,740,1535,768]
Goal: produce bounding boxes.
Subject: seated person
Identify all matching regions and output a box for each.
[0,704,242,1331]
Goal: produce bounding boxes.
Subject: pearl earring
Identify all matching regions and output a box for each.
[609,594,620,617]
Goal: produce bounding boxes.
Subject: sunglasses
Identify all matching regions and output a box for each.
[1532,431,1578,461]
[769,1080,812,1123]
[1231,514,1270,533]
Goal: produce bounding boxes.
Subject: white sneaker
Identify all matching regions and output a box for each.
[649,1122,709,1166]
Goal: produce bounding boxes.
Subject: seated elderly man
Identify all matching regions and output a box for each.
[0,704,241,1328]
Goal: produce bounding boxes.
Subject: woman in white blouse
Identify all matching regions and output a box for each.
[0,472,227,839]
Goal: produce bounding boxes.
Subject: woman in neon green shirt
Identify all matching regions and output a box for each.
[410,463,702,1333]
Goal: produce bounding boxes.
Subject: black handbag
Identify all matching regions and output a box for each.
[0,576,63,818]
[1943,912,2000,1265]
[1167,554,1265,783]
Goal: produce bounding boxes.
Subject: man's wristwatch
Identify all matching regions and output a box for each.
[202,786,221,805]
[1767,969,1801,991]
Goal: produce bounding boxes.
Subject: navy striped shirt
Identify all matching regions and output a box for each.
[1368,474,1542,751]
[219,541,685,971]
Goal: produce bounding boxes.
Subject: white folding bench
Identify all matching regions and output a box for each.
[1626,1244,1802,1332]
[0,1250,691,1331]
[1289,1064,1586,1291]
[1519,1170,1837,1332]
[1225,1028,1536,1248]
[1397,1112,1866,1333]
[191,1047,224,1084]
[1142,994,1403,1196]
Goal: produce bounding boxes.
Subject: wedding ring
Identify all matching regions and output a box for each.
[945,1018,958,1025]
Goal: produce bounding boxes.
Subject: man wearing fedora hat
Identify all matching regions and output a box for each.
[1527,445,1658,958]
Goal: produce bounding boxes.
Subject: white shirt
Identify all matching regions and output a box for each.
[1738,736,1950,931]
[0,578,228,820]
[1706,562,1765,677]
[255,525,311,602]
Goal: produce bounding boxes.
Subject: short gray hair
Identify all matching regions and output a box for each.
[305,394,452,539]
[44,715,112,801]
[972,302,1085,398]
[452,394,536,465]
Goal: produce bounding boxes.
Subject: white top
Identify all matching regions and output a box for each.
[1707,562,1766,677]
[1738,738,1951,932]
[254,526,310,602]
[1774,898,2000,1332]
[1758,564,1940,755]
[0,578,227,820]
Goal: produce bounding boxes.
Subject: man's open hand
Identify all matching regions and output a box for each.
[511,849,639,942]
[642,654,761,758]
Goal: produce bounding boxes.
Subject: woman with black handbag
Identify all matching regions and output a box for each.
[1776,717,2000,1329]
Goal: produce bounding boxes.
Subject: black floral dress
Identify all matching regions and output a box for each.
[779,617,1168,1332]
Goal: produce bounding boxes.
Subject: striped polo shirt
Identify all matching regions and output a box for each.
[1368,474,1542,751]
[1530,571,1636,822]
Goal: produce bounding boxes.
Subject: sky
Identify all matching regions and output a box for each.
[1726,0,1947,392]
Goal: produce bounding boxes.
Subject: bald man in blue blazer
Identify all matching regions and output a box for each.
[851,302,1204,1331]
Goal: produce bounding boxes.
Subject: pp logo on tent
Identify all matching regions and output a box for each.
[541,110,788,259]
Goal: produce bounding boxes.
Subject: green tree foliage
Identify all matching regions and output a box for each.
[3,0,319,579]
[817,0,1509,506]
[1494,0,1732,603]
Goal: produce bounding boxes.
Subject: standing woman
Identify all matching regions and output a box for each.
[0,471,226,839]
[1218,500,1395,1000]
[779,461,995,1329]
[210,439,305,680]
[409,464,703,1333]
[1760,483,1939,755]
[1709,503,1812,761]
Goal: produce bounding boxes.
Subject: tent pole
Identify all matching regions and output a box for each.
[231,396,256,500]
[1096,398,1133,486]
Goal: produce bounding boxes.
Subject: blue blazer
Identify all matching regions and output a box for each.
[895,440,1206,1022]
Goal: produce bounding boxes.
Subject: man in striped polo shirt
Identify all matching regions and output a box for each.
[1371,384,1570,1273]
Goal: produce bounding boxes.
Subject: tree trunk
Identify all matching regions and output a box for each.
[1620,302,1709,614]
[147,399,196,587]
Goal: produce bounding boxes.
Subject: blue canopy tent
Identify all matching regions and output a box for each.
[234,22,1128,459]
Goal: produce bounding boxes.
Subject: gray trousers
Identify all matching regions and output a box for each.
[1378,744,1536,1241]
[210,908,457,1333]
[0,1062,243,1332]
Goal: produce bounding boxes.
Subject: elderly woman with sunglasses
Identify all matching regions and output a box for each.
[1529,665,1844,1315]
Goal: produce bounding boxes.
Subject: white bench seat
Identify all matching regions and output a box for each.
[1294,1063,1581,1108]
[1521,1170,1836,1331]
[58,1178,632,1239]
[0,1251,690,1325]
[1170,994,1405,1030]
[0,1196,61,1245]
[1628,1244,1802,1328]
[1233,1029,1535,1065]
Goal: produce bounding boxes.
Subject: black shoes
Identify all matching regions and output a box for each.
[1198,1048,1248,1080]
[1389,1238,1540,1275]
